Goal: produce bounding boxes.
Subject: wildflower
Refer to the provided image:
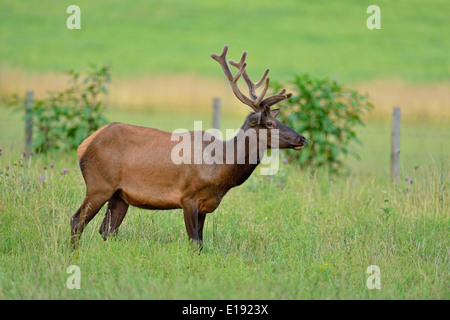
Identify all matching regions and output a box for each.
[405,176,409,181]
[22,151,26,157]
[0,147,2,156]
[20,162,24,167]
[43,165,47,170]
[283,158,288,165]
[325,263,328,266]
[6,164,11,170]
[266,177,271,182]
[62,168,68,175]
[50,163,54,169]
[39,174,46,181]
[408,179,413,185]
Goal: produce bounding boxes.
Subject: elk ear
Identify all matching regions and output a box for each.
[248,112,262,127]
[270,108,280,118]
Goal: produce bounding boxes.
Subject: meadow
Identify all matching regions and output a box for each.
[0,107,448,299]
[0,0,449,300]
[1,0,449,82]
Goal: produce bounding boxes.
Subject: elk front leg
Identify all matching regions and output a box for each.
[197,212,207,246]
[182,200,200,245]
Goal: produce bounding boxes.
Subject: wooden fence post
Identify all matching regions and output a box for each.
[25,90,34,153]
[212,97,221,130]
[390,107,401,184]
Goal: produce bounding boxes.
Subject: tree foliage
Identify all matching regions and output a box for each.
[10,65,110,153]
[273,74,373,174]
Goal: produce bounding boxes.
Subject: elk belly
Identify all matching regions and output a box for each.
[119,188,182,210]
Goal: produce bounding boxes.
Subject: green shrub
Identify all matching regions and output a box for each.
[273,74,373,174]
[10,65,110,153]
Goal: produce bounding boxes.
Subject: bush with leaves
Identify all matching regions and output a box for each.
[10,65,110,153]
[272,74,373,174]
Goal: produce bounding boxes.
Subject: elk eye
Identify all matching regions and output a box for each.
[266,121,273,127]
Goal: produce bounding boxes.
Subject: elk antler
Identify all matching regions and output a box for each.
[210,45,292,112]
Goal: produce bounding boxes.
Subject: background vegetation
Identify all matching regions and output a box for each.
[0,0,448,299]
[0,0,449,82]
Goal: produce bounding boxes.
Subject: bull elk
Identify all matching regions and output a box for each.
[70,45,307,246]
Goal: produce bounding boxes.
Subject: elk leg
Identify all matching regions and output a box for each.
[197,212,207,244]
[70,192,111,246]
[182,201,200,245]
[99,192,129,240]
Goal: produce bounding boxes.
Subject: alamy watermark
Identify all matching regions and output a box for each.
[170,121,280,175]
[366,265,381,290]
[66,265,81,290]
[367,5,381,30]
[66,5,81,30]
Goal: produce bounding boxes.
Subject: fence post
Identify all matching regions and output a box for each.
[390,107,401,184]
[25,90,34,153]
[212,97,221,130]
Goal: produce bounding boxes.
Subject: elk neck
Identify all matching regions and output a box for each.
[216,123,267,189]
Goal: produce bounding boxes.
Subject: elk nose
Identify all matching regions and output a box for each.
[298,135,307,146]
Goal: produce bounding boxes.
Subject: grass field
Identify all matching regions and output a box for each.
[0,107,448,299]
[0,0,449,82]
[1,0,449,116]
[0,0,448,301]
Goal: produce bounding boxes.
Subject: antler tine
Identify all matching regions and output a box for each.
[211,45,259,111]
[229,52,269,101]
[261,89,293,109]
[254,77,270,106]
[211,45,291,112]
[210,45,233,81]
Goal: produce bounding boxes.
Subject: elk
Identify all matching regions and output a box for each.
[70,45,307,246]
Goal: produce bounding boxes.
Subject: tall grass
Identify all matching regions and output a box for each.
[0,150,447,299]
[0,108,448,299]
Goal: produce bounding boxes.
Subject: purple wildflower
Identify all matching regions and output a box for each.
[266,177,271,182]
[50,163,54,169]
[408,179,413,185]
[283,158,288,165]
[62,168,68,175]
[43,165,47,170]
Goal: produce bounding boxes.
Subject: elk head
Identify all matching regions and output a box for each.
[211,45,307,150]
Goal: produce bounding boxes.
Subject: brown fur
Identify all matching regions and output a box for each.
[70,113,305,246]
[70,46,306,247]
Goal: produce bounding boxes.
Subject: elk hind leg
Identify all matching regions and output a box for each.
[70,191,112,246]
[99,191,129,240]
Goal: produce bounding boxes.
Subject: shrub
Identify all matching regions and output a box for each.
[10,65,110,153]
[273,74,373,174]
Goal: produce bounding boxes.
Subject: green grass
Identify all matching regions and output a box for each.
[1,0,448,300]
[0,107,448,299]
[0,0,449,82]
